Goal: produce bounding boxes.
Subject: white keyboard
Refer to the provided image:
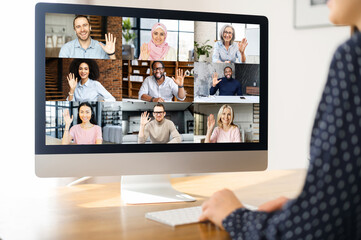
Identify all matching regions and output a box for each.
[145,204,257,227]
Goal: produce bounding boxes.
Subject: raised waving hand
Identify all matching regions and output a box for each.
[139,43,150,60]
[212,72,221,87]
[140,111,151,126]
[67,73,78,93]
[99,33,116,58]
[238,38,248,54]
[172,69,185,87]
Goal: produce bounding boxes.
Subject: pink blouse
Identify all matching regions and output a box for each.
[69,124,102,144]
[210,126,241,143]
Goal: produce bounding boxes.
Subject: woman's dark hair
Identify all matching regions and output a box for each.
[69,59,100,81]
[77,102,97,125]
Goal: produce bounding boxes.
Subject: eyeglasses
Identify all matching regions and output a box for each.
[224,31,233,35]
[153,111,164,115]
[153,67,164,72]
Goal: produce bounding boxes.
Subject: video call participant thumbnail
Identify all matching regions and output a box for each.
[139,22,177,61]
[61,102,103,145]
[66,59,116,102]
[205,104,241,143]
[138,61,186,102]
[210,66,242,96]
[59,15,117,59]
[138,103,181,144]
[212,24,248,63]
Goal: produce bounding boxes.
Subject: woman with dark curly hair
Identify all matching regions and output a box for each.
[67,59,115,102]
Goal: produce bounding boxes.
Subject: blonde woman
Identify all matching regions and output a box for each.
[205,104,241,143]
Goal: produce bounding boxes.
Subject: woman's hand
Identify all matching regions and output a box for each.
[238,38,248,54]
[199,189,244,229]
[212,72,221,87]
[207,114,216,130]
[139,43,150,60]
[99,33,116,55]
[172,69,185,87]
[63,109,73,129]
[258,196,289,212]
[67,73,78,93]
[140,111,151,126]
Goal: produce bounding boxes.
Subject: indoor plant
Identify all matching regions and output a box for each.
[194,40,213,62]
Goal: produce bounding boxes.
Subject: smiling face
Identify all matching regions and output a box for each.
[79,105,92,124]
[153,106,166,122]
[328,0,361,28]
[152,62,165,80]
[221,107,232,126]
[152,28,166,46]
[78,62,90,80]
[222,27,234,43]
[74,17,91,41]
[224,67,233,79]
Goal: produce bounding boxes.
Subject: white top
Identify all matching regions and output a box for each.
[163,47,176,61]
[67,79,115,102]
[138,75,185,102]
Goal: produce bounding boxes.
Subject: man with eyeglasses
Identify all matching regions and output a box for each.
[210,66,243,96]
[59,15,117,59]
[138,103,181,144]
[138,61,186,102]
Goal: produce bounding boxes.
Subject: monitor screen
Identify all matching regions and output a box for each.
[35,3,268,178]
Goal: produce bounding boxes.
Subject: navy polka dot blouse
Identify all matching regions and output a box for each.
[223,32,361,239]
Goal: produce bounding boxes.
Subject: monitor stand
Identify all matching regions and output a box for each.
[121,175,196,204]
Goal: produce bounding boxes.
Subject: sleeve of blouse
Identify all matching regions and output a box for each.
[209,127,219,143]
[232,127,241,142]
[164,47,177,61]
[96,81,115,101]
[96,126,103,141]
[222,34,361,240]
[212,42,221,63]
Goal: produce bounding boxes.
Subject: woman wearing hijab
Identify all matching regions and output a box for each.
[139,22,176,61]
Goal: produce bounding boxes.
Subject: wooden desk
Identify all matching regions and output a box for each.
[0,169,306,240]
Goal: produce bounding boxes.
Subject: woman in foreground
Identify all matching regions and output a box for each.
[200,0,361,239]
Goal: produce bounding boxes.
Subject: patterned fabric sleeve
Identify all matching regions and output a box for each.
[222,32,361,240]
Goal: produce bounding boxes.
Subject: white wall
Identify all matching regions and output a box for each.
[0,0,351,191]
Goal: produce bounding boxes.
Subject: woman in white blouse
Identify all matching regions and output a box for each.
[67,59,115,102]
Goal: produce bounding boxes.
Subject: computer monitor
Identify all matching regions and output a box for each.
[35,3,268,204]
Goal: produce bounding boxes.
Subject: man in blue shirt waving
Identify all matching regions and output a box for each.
[59,15,116,59]
[209,66,242,96]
